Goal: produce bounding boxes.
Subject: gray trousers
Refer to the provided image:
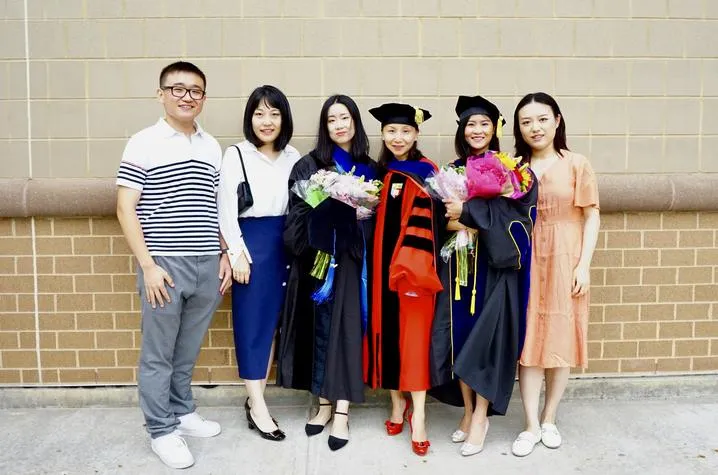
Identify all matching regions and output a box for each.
[136,255,223,438]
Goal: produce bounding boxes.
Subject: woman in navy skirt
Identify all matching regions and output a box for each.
[218,85,300,441]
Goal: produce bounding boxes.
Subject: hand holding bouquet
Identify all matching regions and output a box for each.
[291,168,382,221]
[292,168,383,285]
[426,153,533,294]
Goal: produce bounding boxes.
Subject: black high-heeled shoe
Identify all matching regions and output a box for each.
[247,409,286,441]
[305,402,333,436]
[245,397,278,424]
[328,411,349,451]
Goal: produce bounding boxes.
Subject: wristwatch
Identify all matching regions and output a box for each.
[220,248,229,255]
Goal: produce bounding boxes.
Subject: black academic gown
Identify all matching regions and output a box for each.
[429,172,538,416]
[277,151,376,403]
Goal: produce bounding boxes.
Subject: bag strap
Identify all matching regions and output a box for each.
[232,145,251,190]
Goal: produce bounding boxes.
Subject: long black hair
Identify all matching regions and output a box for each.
[314,95,370,166]
[454,114,501,160]
[513,92,568,164]
[243,85,294,152]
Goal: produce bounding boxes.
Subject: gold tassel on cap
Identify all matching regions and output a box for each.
[414,107,424,126]
[496,114,504,139]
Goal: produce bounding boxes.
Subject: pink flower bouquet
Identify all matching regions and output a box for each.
[426,153,533,292]
[292,169,383,280]
[426,165,474,288]
[291,169,382,221]
[466,151,533,200]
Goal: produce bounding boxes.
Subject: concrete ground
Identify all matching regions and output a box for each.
[1,378,717,475]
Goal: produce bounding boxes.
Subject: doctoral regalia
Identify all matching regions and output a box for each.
[277,148,376,403]
[363,157,445,392]
[429,161,538,415]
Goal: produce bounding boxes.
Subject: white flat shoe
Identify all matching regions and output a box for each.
[451,429,467,443]
[541,423,562,449]
[459,420,489,457]
[511,430,541,457]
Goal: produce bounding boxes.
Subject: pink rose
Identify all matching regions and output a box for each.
[466,154,509,199]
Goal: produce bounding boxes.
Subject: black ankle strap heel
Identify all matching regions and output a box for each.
[305,402,333,437]
[328,411,349,451]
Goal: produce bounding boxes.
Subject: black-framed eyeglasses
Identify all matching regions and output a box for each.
[161,86,206,101]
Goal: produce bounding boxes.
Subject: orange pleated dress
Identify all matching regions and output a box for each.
[520,151,599,369]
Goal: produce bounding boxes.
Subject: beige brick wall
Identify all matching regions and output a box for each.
[1,213,717,385]
[1,3,718,385]
[0,217,238,385]
[2,1,717,178]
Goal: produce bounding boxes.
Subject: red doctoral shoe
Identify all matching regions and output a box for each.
[385,396,411,436]
[412,440,431,456]
[408,412,430,456]
[385,418,403,436]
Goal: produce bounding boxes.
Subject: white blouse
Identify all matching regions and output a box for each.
[217,140,301,266]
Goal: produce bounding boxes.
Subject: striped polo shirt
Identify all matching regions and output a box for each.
[116,118,222,256]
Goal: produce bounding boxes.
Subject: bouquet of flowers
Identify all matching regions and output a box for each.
[291,169,382,222]
[426,165,474,290]
[426,152,533,298]
[466,151,532,200]
[291,168,383,303]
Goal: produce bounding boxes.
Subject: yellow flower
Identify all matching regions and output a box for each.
[519,168,532,191]
[496,151,518,171]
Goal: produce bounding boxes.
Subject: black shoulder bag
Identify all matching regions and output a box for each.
[233,145,254,214]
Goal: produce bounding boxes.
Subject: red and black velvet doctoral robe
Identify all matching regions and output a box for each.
[363,158,444,392]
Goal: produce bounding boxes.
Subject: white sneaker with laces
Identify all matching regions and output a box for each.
[177,411,221,438]
[540,422,562,449]
[511,430,541,457]
[151,431,194,469]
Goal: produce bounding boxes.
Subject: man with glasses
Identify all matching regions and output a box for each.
[116,61,232,469]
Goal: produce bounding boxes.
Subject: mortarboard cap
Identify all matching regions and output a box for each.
[455,95,506,138]
[369,102,432,129]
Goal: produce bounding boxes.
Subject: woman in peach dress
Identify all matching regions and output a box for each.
[510,93,600,457]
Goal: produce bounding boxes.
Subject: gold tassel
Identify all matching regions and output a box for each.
[454,250,461,300]
[470,237,479,315]
[470,288,477,315]
[496,114,504,139]
[414,107,424,126]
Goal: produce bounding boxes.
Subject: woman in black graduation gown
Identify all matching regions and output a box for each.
[430,95,538,457]
[277,94,377,452]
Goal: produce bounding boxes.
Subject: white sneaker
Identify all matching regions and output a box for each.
[177,411,221,438]
[511,430,541,457]
[541,423,562,449]
[151,431,194,469]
